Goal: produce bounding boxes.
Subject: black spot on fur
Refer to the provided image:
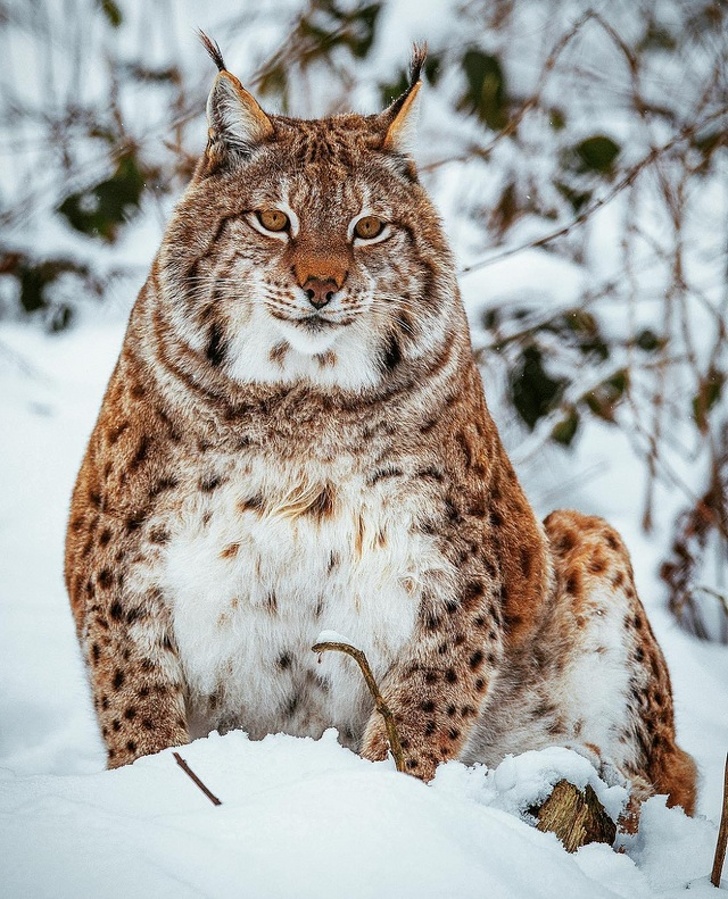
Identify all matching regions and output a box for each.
[206,322,227,367]
[98,569,113,590]
[149,477,179,499]
[462,580,485,607]
[418,466,444,482]
[109,600,123,620]
[445,498,462,524]
[130,435,151,471]
[368,467,403,485]
[124,510,145,534]
[200,475,222,492]
[126,606,143,625]
[379,332,402,372]
[112,669,125,690]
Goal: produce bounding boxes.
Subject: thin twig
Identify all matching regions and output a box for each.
[712,752,728,888]
[312,641,406,773]
[459,106,727,277]
[172,751,222,806]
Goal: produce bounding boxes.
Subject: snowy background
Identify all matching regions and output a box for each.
[1,0,727,896]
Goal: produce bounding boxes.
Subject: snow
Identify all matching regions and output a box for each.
[1,312,727,898]
[314,629,359,648]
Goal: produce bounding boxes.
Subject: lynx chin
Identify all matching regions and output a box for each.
[65,36,696,818]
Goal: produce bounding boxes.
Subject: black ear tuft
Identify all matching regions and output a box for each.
[409,43,428,88]
[198,30,226,73]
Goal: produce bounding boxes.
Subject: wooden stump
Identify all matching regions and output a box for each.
[535,779,617,853]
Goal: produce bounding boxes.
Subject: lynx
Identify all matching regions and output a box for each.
[65,38,696,815]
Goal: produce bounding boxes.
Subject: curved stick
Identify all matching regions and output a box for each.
[312,641,406,774]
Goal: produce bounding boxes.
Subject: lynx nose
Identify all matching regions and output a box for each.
[303,277,337,310]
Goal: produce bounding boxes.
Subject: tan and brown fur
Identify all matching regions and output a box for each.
[65,40,696,815]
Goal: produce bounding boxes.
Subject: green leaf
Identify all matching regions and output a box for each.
[555,180,592,213]
[96,0,123,28]
[583,369,629,422]
[459,49,508,131]
[548,108,567,131]
[297,1,381,65]
[424,54,442,86]
[510,344,565,429]
[637,22,677,52]
[635,328,664,352]
[57,150,146,243]
[13,256,88,330]
[573,135,621,175]
[552,408,579,446]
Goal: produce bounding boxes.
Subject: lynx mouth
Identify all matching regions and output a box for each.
[273,312,343,356]
[295,314,341,334]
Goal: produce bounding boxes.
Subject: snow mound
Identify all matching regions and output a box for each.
[0,731,717,899]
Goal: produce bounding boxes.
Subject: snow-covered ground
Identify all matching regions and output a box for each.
[1,310,726,897]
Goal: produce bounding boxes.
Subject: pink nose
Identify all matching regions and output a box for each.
[303,277,337,309]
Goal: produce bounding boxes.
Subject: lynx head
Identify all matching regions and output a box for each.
[156,36,466,393]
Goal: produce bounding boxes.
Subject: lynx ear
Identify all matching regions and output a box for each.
[381,44,426,154]
[200,31,273,154]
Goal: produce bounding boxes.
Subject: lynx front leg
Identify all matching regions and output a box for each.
[360,583,504,781]
[78,582,188,768]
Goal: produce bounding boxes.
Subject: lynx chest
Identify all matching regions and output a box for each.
[153,450,448,745]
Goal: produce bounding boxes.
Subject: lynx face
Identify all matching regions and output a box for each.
[155,55,461,392]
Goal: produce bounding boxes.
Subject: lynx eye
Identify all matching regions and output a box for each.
[256,209,290,233]
[354,215,385,240]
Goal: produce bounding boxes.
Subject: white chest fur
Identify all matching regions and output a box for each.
[158,452,445,746]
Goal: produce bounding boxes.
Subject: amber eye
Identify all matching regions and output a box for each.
[354,215,385,240]
[256,209,290,233]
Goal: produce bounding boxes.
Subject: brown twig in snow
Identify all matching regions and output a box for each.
[312,640,406,774]
[173,751,222,806]
[712,752,728,888]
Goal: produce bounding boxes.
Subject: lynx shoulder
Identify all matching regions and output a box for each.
[65,40,695,815]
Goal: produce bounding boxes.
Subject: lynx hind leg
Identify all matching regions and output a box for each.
[543,510,697,817]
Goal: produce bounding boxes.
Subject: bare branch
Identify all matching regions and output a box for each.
[312,641,405,774]
[459,106,727,277]
[712,753,728,888]
[172,751,222,806]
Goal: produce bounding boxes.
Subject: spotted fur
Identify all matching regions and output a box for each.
[65,44,695,814]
